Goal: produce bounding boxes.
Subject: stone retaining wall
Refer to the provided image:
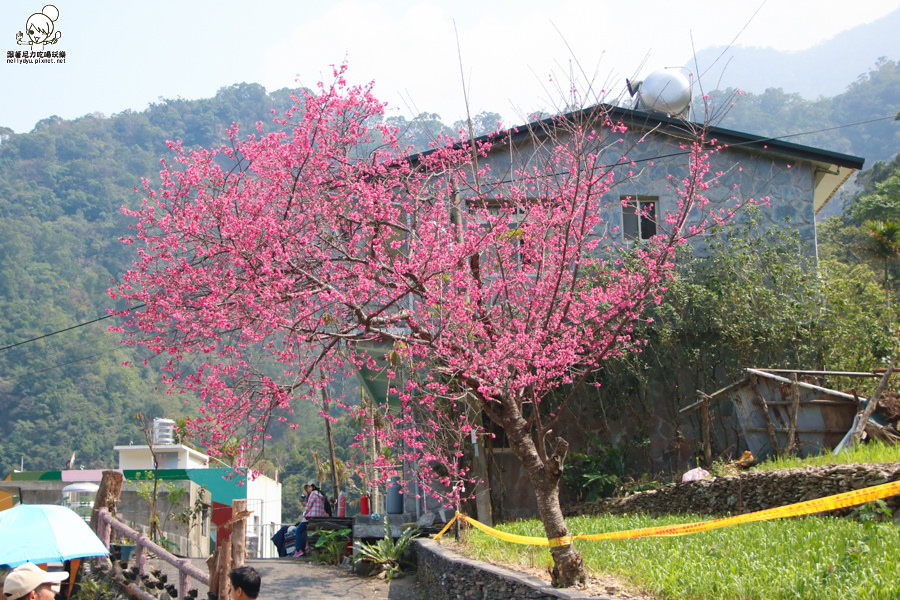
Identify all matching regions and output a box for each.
[570,463,900,518]
[413,539,598,600]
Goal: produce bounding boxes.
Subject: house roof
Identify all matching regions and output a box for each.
[413,103,865,215]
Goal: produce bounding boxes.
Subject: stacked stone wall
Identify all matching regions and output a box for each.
[414,539,595,600]
[570,463,900,518]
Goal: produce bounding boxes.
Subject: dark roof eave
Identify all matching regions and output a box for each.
[406,103,865,171]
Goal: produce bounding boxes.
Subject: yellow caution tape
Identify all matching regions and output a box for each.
[432,513,458,540]
[454,511,552,545]
[433,479,900,546]
[548,536,574,547]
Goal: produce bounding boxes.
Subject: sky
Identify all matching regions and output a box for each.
[1,0,897,134]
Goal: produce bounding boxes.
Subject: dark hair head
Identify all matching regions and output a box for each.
[229,566,261,598]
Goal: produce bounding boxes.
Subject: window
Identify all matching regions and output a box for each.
[201,504,209,536]
[622,196,657,240]
[156,451,178,469]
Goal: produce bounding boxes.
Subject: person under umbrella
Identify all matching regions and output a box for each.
[3,562,69,600]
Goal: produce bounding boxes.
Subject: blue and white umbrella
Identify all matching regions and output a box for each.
[0,504,108,566]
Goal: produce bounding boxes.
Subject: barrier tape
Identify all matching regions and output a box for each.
[548,536,573,547]
[433,513,458,540]
[433,478,900,546]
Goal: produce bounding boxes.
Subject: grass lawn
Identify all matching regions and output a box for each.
[458,444,900,599]
[461,513,899,599]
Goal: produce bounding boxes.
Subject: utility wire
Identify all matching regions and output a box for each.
[0,305,143,353]
[1,114,895,355]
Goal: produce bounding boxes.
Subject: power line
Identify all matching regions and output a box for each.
[761,115,896,141]
[0,306,142,353]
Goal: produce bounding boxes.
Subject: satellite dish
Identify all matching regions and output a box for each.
[633,69,692,116]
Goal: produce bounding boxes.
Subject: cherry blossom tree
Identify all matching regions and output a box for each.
[111,66,742,586]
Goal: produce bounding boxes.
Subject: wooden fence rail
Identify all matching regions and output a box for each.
[96,507,209,599]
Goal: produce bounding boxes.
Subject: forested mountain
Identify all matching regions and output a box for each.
[0,84,298,476]
[0,60,897,478]
[696,58,900,165]
[690,7,900,100]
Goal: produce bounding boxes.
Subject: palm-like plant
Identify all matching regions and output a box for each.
[352,515,419,579]
[862,219,900,313]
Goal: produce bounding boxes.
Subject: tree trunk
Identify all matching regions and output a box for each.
[467,395,494,526]
[321,389,341,499]
[501,411,586,587]
[90,470,123,532]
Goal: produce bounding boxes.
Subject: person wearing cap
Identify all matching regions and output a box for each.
[3,563,69,600]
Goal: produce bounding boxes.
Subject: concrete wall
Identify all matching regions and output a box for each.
[105,481,210,557]
[461,120,827,488]
[488,449,538,520]
[246,475,282,558]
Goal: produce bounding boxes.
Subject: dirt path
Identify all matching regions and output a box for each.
[148,556,419,600]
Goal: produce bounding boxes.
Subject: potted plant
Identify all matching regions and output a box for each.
[110,536,135,562]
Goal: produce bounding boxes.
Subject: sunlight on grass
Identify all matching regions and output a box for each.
[460,513,900,600]
[751,439,900,471]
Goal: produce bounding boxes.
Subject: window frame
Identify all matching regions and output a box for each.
[621,195,658,241]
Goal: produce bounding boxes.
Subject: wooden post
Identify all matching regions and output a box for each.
[178,564,190,600]
[90,470,123,532]
[699,393,712,467]
[785,373,802,455]
[850,361,895,446]
[206,550,220,598]
[135,543,147,578]
[367,397,381,514]
[231,500,247,568]
[217,539,233,600]
[753,388,781,458]
[97,511,110,548]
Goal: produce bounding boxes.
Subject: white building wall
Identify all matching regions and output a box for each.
[114,445,210,470]
[246,474,282,559]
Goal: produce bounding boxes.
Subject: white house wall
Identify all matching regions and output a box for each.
[246,474,282,559]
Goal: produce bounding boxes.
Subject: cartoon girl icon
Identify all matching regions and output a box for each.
[16,5,62,52]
